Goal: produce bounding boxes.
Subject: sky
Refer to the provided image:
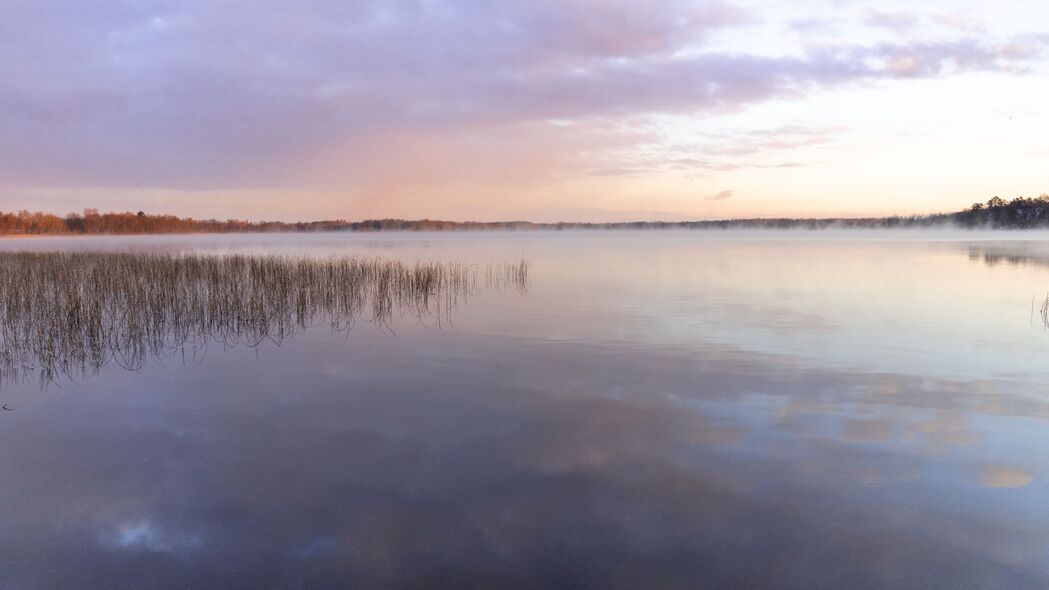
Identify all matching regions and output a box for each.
[1,0,1047,222]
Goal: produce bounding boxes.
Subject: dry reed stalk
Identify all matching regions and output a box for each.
[0,252,528,388]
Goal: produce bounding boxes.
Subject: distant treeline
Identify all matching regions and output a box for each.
[0,209,353,235]
[2,195,1048,235]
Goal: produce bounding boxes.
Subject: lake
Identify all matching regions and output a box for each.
[2,231,1049,589]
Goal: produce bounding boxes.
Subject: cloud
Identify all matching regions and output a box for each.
[0,0,1045,215]
[933,14,986,33]
[865,11,919,32]
[789,17,842,34]
[587,124,837,179]
[707,190,734,201]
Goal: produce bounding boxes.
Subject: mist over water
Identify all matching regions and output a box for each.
[2,230,1049,588]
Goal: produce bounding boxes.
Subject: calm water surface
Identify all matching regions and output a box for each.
[2,231,1049,589]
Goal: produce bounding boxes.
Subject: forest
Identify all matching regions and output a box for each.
[2,196,1048,235]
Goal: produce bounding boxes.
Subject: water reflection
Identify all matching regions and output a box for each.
[1,335,1047,588]
[0,252,527,388]
[962,243,1049,330]
[968,243,1049,270]
[2,233,1049,589]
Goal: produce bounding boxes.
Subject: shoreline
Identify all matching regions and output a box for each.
[8,226,1049,238]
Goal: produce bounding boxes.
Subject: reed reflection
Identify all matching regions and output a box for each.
[0,252,528,387]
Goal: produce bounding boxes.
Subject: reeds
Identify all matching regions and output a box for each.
[0,252,528,388]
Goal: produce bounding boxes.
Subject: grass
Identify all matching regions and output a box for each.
[0,252,528,387]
